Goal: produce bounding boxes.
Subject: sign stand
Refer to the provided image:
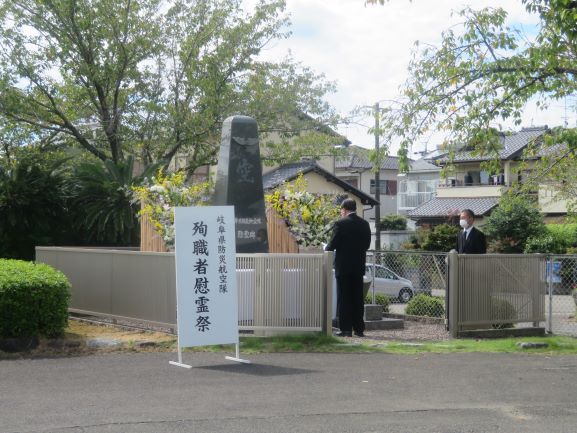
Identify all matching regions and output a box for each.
[169,336,250,368]
[225,343,251,364]
[169,333,192,369]
[168,206,250,369]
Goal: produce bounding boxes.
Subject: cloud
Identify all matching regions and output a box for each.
[251,0,571,154]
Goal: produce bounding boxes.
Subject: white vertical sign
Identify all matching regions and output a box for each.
[173,206,238,348]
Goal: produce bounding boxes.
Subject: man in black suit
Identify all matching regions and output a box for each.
[325,198,372,337]
[457,209,486,254]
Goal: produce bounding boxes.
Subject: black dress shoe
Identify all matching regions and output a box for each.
[335,331,352,337]
[354,331,365,337]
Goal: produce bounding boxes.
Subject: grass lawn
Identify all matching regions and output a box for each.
[235,334,577,355]
[1,319,576,358]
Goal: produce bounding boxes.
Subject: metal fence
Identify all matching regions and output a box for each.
[364,250,577,338]
[35,247,333,336]
[449,253,545,336]
[35,247,577,338]
[547,255,577,336]
[366,250,448,319]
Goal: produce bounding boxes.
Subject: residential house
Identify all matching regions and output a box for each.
[407,126,559,226]
[262,160,379,218]
[328,145,400,223]
[397,159,440,218]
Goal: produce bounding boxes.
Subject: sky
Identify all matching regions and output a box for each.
[249,0,577,157]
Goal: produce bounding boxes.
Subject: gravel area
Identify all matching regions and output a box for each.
[72,313,452,344]
[335,320,451,344]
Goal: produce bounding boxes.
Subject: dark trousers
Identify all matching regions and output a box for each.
[336,273,365,333]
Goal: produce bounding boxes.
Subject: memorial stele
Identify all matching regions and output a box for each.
[213,115,269,253]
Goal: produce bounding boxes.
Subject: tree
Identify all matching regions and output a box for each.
[380,214,407,231]
[379,0,577,186]
[420,223,460,252]
[483,194,545,253]
[0,0,339,174]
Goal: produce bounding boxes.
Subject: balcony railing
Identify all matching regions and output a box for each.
[398,191,435,209]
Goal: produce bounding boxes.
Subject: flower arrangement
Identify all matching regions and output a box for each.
[266,173,341,248]
[132,171,212,247]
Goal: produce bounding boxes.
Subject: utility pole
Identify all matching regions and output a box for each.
[374,102,381,252]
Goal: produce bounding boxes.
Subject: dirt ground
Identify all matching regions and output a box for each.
[0,319,177,359]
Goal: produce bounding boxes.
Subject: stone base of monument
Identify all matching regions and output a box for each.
[364,304,383,321]
[363,304,404,330]
[364,318,404,330]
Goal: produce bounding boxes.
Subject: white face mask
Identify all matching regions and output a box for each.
[459,219,469,229]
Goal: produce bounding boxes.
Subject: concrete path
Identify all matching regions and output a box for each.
[1,351,576,433]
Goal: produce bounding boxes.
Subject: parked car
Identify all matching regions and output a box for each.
[365,264,415,303]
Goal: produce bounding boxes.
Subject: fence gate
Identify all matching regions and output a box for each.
[448,253,546,337]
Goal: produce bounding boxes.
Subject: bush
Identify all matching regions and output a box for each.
[421,224,460,252]
[524,224,577,253]
[524,235,564,254]
[405,293,445,318]
[490,297,517,329]
[0,260,70,338]
[364,292,391,313]
[380,214,407,231]
[546,223,577,248]
[484,194,545,253]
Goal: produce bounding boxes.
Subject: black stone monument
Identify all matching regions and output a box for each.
[214,116,269,253]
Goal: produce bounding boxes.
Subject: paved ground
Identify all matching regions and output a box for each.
[2,351,577,433]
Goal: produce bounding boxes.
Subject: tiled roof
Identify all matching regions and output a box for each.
[262,161,314,190]
[262,160,379,206]
[433,126,548,163]
[335,145,400,170]
[407,197,499,218]
[408,159,440,172]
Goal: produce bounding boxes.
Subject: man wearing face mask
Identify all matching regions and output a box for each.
[457,209,486,254]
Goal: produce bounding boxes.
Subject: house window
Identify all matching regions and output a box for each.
[370,179,397,195]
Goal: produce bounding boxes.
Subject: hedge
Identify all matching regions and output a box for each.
[0,259,71,338]
[405,293,445,318]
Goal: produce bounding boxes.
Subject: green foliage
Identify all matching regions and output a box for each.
[491,297,517,330]
[524,235,563,254]
[405,294,445,318]
[484,194,545,253]
[421,224,460,252]
[68,156,158,246]
[0,153,71,260]
[0,0,338,172]
[265,174,341,248]
[364,292,391,313]
[524,223,577,253]
[380,214,407,231]
[0,259,70,338]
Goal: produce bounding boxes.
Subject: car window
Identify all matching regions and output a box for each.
[374,267,394,279]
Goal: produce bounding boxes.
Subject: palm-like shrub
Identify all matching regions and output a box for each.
[0,157,69,259]
[69,156,156,246]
